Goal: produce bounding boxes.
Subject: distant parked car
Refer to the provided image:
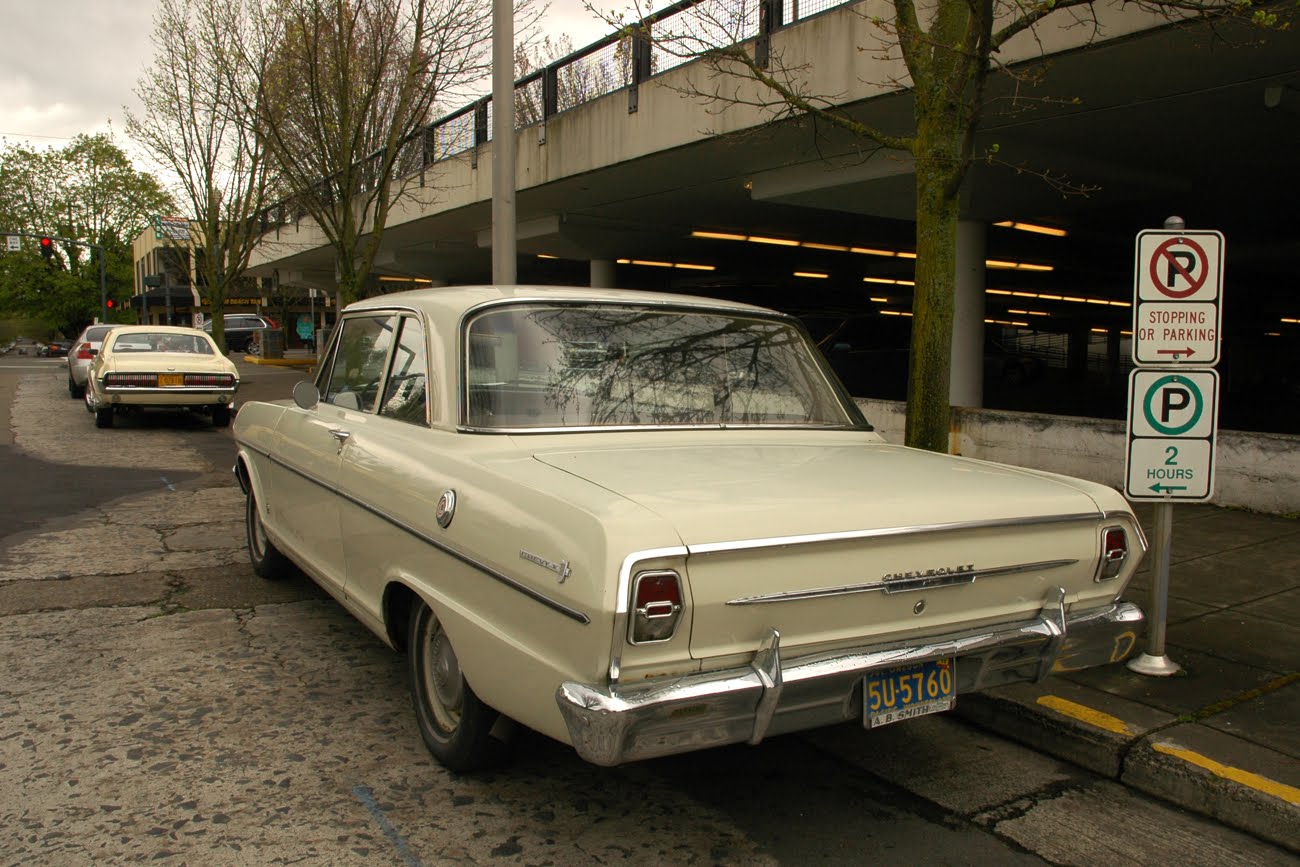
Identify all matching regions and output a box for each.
[40,338,74,358]
[233,284,1147,772]
[84,325,239,428]
[66,324,117,398]
[202,314,278,353]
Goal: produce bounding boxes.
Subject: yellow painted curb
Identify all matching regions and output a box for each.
[1151,742,1300,806]
[1036,694,1138,736]
[241,355,317,367]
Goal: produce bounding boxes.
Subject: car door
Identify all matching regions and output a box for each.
[270,313,398,594]
[335,314,435,629]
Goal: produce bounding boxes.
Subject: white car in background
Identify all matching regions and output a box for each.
[66,323,117,398]
[84,325,239,428]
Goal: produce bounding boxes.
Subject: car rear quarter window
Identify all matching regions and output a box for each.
[379,316,430,426]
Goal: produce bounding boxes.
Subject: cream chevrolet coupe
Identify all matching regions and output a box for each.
[86,325,239,428]
[232,286,1145,771]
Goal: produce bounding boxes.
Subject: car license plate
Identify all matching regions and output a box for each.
[158,374,184,387]
[863,658,956,729]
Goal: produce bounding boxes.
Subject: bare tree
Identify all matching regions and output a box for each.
[232,0,542,311]
[127,0,275,352]
[592,0,1292,452]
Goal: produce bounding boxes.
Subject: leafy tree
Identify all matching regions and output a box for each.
[592,0,1292,451]
[0,134,172,336]
[127,0,276,353]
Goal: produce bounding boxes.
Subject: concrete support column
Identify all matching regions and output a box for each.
[590,259,617,289]
[950,221,987,408]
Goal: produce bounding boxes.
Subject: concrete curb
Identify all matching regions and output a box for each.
[956,682,1300,853]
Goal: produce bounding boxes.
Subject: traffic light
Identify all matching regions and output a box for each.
[106,298,115,309]
[39,236,55,264]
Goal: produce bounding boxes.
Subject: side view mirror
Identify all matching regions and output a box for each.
[292,380,320,410]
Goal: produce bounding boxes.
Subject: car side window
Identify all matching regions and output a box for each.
[322,315,398,412]
[378,316,430,426]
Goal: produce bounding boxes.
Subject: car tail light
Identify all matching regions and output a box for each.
[1096,526,1128,581]
[75,344,94,360]
[184,373,235,387]
[629,570,684,644]
[104,373,158,387]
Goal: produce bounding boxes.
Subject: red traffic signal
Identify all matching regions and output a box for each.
[106,299,115,309]
[39,236,55,262]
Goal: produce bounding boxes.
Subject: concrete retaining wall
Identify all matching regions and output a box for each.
[855,398,1299,516]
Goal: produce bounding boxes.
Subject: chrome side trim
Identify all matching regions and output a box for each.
[727,559,1078,606]
[457,422,859,435]
[237,439,590,625]
[610,547,689,684]
[748,628,783,745]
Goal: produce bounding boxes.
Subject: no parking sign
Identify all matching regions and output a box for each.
[1132,230,1224,366]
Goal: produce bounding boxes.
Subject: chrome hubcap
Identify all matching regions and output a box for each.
[423,622,463,731]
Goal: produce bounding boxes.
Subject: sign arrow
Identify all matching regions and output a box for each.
[1155,347,1195,358]
[1149,483,1189,494]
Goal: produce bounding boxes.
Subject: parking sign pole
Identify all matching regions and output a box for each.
[1127,215,1190,678]
[1127,501,1181,675]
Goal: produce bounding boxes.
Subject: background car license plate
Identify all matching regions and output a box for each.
[158,374,184,387]
[863,658,956,729]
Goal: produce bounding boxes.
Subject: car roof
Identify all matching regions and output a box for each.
[343,284,780,322]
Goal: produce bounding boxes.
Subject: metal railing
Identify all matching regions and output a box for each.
[254,0,860,236]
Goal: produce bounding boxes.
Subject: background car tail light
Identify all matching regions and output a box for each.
[184,373,235,387]
[629,571,684,644]
[1096,526,1128,581]
[75,343,93,360]
[104,373,158,387]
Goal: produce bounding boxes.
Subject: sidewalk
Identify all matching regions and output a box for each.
[957,503,1299,852]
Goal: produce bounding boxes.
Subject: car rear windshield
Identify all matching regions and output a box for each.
[110,333,215,354]
[86,326,113,341]
[463,303,858,430]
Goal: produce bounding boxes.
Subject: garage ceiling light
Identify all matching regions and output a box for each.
[994,221,1069,238]
[864,277,915,286]
[795,271,829,279]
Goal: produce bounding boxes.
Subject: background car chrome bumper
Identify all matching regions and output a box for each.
[556,594,1144,766]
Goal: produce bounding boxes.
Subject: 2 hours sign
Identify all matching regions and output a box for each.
[1124,369,1219,501]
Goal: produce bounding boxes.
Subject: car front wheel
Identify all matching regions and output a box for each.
[246,489,291,579]
[408,601,502,772]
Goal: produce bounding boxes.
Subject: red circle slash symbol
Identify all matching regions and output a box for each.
[1148,236,1208,299]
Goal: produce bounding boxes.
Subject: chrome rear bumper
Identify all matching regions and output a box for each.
[556,593,1144,766]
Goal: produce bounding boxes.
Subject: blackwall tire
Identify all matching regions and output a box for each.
[408,600,503,772]
[94,407,114,428]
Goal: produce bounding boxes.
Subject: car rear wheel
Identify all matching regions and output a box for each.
[68,377,82,398]
[212,406,231,427]
[246,490,291,579]
[94,407,114,428]
[408,601,502,772]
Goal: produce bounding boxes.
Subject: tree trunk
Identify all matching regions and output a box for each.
[904,122,964,453]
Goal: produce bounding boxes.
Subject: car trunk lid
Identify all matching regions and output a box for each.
[533,437,1111,660]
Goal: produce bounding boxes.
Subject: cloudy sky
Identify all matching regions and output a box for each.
[0,1,625,158]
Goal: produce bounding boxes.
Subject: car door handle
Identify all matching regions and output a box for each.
[328,428,351,453]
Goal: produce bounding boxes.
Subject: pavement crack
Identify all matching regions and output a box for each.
[1173,670,1299,726]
